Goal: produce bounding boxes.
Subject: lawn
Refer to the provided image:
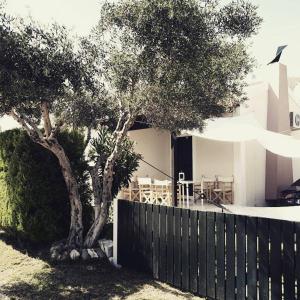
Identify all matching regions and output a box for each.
[0,232,202,300]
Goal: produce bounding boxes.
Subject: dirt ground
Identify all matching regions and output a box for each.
[0,231,203,300]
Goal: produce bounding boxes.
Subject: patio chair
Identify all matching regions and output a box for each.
[153,179,172,206]
[194,176,215,203]
[218,176,234,204]
[122,181,140,201]
[138,177,154,203]
[213,176,234,204]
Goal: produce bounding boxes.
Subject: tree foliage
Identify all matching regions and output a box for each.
[94,0,262,132]
[0,129,92,243]
[89,127,141,199]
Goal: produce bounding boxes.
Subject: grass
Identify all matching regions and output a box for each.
[0,231,203,300]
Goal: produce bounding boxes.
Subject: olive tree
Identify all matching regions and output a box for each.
[0,11,97,248]
[79,0,262,247]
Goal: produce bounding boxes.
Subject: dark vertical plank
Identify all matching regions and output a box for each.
[282,221,295,300]
[146,204,153,273]
[153,205,160,279]
[269,219,281,300]
[182,209,190,291]
[216,213,225,300]
[117,200,126,266]
[225,214,235,300]
[124,201,131,266]
[206,212,216,299]
[139,203,146,271]
[190,210,198,294]
[236,215,246,300]
[247,217,258,300]
[258,218,269,300]
[198,211,207,297]
[166,206,174,285]
[133,202,140,269]
[296,223,300,300]
[159,206,167,282]
[127,201,134,266]
[174,208,182,288]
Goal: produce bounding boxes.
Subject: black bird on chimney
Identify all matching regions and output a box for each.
[268,45,287,65]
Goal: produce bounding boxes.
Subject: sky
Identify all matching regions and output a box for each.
[4,0,300,83]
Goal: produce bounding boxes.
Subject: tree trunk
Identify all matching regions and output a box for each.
[84,115,133,248]
[10,108,84,249]
[84,158,114,248]
[49,141,83,248]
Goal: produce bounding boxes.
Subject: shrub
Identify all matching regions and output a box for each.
[0,129,91,244]
[90,127,142,199]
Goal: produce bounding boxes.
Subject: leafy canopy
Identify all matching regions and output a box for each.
[94,0,262,132]
[0,8,97,125]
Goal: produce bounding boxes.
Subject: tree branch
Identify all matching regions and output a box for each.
[49,119,64,139]
[41,101,52,137]
[10,109,44,142]
[83,124,93,151]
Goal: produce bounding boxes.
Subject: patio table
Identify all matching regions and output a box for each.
[178,180,194,208]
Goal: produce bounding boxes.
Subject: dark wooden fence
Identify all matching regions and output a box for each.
[117,200,300,300]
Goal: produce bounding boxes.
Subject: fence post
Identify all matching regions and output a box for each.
[112,198,121,268]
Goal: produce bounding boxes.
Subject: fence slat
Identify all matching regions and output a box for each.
[139,203,146,271]
[247,217,258,300]
[146,204,153,273]
[207,213,216,299]
[236,215,246,300]
[153,205,160,279]
[225,214,235,300]
[296,223,300,300]
[182,209,190,291]
[127,201,134,266]
[269,219,282,300]
[166,206,174,285]
[258,218,269,300]
[190,210,198,294]
[117,200,126,266]
[198,211,207,297]
[282,221,295,300]
[216,213,225,300]
[174,207,182,288]
[159,206,167,282]
[133,202,140,269]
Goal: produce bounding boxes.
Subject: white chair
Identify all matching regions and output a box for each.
[213,176,234,204]
[153,180,172,206]
[195,176,216,203]
[138,177,153,203]
[122,181,140,201]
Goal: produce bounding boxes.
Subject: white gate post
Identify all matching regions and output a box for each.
[112,198,121,268]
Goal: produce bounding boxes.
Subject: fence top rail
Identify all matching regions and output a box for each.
[118,199,300,225]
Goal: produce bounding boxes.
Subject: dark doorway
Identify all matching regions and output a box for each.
[174,136,193,182]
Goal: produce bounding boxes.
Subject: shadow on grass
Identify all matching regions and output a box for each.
[0,231,198,300]
[0,259,196,300]
[0,229,51,260]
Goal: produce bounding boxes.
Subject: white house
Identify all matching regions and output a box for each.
[127,63,300,207]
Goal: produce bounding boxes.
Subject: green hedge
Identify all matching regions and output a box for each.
[0,129,91,244]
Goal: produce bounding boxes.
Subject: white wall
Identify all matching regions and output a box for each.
[238,82,269,206]
[128,128,171,180]
[292,130,300,181]
[192,137,234,181]
[289,84,300,182]
[244,140,267,206]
